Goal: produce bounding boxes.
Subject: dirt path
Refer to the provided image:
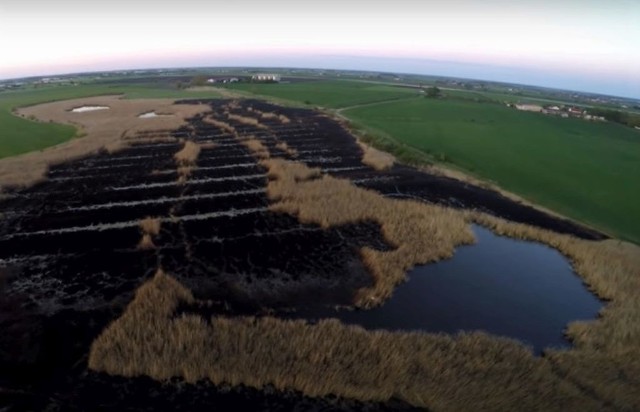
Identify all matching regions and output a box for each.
[336,95,420,113]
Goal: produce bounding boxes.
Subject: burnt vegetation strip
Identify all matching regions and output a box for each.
[184,99,605,240]
[0,97,635,410]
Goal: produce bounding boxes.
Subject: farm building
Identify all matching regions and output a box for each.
[515,104,543,112]
[207,77,239,84]
[252,73,281,82]
[567,107,584,116]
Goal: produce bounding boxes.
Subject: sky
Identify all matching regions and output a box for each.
[1,0,639,98]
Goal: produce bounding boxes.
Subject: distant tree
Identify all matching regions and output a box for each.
[590,107,640,128]
[190,75,208,87]
[425,86,441,98]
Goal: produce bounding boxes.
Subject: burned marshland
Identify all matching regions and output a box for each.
[0,98,638,411]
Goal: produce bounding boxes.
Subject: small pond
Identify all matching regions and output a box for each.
[70,106,110,113]
[138,111,173,118]
[292,225,602,353]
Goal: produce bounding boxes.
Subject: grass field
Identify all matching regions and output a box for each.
[3,79,639,243]
[0,84,221,158]
[441,88,577,105]
[343,98,640,243]
[224,80,417,108]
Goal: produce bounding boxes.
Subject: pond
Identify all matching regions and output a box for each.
[138,111,173,118]
[292,225,602,353]
[70,106,110,113]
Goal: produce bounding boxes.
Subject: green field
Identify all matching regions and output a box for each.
[442,89,562,104]
[224,80,417,108]
[343,98,640,243]
[0,84,221,158]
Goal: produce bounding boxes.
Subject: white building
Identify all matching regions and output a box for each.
[251,73,281,82]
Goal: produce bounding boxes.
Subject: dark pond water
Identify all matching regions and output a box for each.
[292,225,603,353]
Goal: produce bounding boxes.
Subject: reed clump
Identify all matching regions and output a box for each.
[357,141,395,171]
[235,136,270,159]
[204,117,236,134]
[174,141,201,166]
[199,142,218,150]
[278,114,291,124]
[224,101,241,110]
[261,158,474,307]
[227,113,269,129]
[255,110,291,124]
[137,234,156,250]
[275,141,298,157]
[139,217,161,236]
[137,217,161,250]
[89,270,599,411]
[173,140,202,184]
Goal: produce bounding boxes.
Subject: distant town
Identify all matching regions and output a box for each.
[512,103,606,122]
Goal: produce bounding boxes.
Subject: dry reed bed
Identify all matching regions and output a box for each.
[93,209,640,410]
[261,159,474,307]
[87,155,640,409]
[357,141,395,171]
[257,158,640,408]
[89,270,600,411]
[0,96,209,191]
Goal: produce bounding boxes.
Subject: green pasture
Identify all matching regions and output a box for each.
[343,98,640,242]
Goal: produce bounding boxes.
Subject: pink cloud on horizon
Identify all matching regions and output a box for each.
[1,0,638,96]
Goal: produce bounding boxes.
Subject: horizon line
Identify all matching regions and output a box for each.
[2,63,639,102]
